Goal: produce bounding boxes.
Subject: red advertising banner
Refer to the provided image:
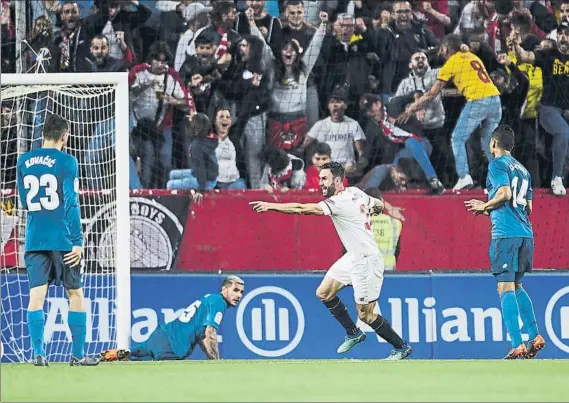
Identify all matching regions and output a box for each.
[3,189,567,271]
[177,189,569,271]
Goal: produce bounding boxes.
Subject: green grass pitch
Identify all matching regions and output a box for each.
[2,360,568,402]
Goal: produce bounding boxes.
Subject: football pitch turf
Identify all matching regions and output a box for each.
[2,360,568,402]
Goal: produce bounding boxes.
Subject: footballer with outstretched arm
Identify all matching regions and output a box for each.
[251,162,411,360]
[101,276,244,361]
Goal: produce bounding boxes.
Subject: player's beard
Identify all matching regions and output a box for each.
[323,183,336,198]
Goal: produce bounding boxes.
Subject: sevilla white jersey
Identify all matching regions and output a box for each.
[318,187,380,259]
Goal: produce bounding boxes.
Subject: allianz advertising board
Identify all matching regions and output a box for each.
[1,273,568,361]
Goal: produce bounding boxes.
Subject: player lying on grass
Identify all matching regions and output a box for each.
[16,115,99,367]
[250,162,411,360]
[101,276,244,361]
[465,125,545,359]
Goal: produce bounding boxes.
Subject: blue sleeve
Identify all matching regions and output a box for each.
[63,156,83,247]
[527,174,533,201]
[204,296,225,330]
[16,160,27,210]
[488,160,509,189]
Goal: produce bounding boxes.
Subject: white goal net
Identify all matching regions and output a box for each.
[0,73,130,363]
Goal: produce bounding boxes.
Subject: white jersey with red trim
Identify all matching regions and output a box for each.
[317,187,380,260]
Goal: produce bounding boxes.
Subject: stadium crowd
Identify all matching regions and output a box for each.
[1,0,569,196]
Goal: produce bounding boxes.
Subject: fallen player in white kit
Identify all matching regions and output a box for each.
[250,162,411,360]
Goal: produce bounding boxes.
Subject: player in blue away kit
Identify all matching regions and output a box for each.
[465,125,545,359]
[16,115,100,367]
[100,276,244,361]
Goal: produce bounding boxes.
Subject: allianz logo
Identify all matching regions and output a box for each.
[360,297,526,343]
[364,290,568,352]
[236,286,305,358]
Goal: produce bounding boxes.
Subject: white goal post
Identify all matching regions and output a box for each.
[1,73,131,361]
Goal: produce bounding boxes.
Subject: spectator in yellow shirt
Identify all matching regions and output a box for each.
[398,34,502,191]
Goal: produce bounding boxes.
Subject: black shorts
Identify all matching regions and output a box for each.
[25,251,83,290]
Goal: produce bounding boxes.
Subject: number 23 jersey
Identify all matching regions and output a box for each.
[486,155,533,239]
[16,148,82,252]
[318,187,380,259]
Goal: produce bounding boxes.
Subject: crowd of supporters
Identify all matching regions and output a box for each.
[1,0,569,197]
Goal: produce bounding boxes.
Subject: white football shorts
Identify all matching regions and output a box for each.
[325,253,384,304]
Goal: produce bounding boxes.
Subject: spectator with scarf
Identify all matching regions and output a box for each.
[54,0,91,72]
[360,93,445,194]
[187,2,241,61]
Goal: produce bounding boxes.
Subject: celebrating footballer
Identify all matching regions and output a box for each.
[250,162,411,360]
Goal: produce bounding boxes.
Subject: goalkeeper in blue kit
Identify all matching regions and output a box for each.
[101,276,244,361]
[16,115,99,366]
[465,125,545,359]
